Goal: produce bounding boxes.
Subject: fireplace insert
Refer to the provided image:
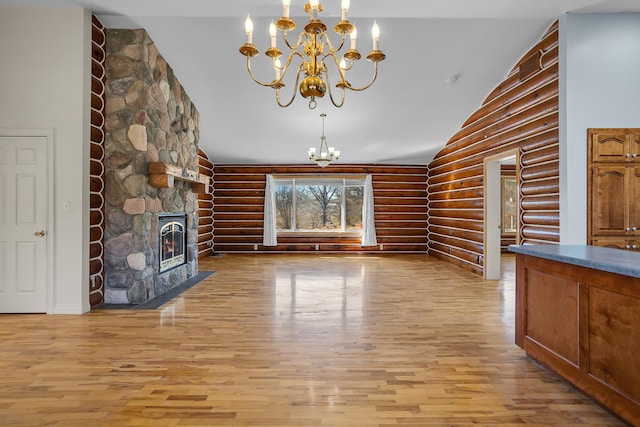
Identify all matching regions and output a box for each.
[158,213,187,274]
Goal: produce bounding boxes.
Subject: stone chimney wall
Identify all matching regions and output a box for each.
[103,29,200,304]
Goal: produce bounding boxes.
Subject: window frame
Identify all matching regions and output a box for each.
[273,175,366,237]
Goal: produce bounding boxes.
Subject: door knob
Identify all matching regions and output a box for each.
[34,230,46,237]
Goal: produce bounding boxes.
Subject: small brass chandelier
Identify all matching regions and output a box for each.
[308,113,339,167]
[239,0,386,109]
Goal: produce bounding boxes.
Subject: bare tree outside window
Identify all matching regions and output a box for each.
[345,186,363,229]
[305,185,341,228]
[274,178,363,233]
[275,184,292,229]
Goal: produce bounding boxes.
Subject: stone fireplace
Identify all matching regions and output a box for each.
[103,28,200,305]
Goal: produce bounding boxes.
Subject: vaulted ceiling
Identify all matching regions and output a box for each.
[3,1,640,164]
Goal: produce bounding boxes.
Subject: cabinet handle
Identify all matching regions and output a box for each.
[626,227,632,232]
[634,154,638,158]
[633,245,638,249]
[634,227,638,231]
[627,153,632,158]
[626,244,631,249]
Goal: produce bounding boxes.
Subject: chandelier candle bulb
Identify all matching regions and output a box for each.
[350,26,357,50]
[371,20,380,51]
[269,21,277,48]
[341,0,350,20]
[275,58,282,79]
[282,0,290,18]
[245,14,253,44]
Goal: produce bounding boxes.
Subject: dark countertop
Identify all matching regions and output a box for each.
[508,244,640,278]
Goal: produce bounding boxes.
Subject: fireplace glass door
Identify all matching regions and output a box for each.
[158,214,187,273]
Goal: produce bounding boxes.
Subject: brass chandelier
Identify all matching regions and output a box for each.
[308,113,339,167]
[239,0,386,109]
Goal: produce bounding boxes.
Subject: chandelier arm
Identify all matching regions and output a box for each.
[322,31,340,57]
[343,61,380,92]
[276,51,304,84]
[325,69,346,108]
[282,30,306,52]
[245,56,278,87]
[324,52,348,86]
[341,57,354,71]
[275,65,304,108]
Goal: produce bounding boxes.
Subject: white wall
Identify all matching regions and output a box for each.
[0,7,91,313]
[559,13,640,244]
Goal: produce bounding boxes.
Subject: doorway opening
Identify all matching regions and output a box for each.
[484,149,520,280]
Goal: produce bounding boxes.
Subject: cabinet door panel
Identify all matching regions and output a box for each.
[591,238,630,250]
[591,166,628,236]
[630,167,640,235]
[631,131,640,162]
[589,287,640,403]
[591,131,630,162]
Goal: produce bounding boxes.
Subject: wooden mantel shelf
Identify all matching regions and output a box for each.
[148,162,210,194]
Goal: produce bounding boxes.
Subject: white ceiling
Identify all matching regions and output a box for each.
[3,1,640,165]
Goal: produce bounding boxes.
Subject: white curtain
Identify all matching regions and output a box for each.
[362,174,377,247]
[263,174,278,246]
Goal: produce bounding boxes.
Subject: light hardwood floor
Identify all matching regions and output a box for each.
[0,254,627,426]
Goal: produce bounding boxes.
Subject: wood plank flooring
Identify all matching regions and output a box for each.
[0,254,627,426]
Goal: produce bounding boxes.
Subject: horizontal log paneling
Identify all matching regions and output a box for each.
[429,217,484,233]
[521,144,559,166]
[521,212,560,227]
[213,164,427,254]
[428,225,484,243]
[521,195,560,211]
[520,161,559,181]
[428,187,484,201]
[198,148,214,258]
[480,21,558,105]
[427,23,560,275]
[429,97,559,171]
[428,199,484,210]
[521,178,559,196]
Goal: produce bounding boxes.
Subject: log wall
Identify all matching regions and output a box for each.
[427,22,560,275]
[198,148,214,257]
[213,164,428,253]
[89,15,106,308]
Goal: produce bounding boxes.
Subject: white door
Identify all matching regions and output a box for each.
[0,135,48,313]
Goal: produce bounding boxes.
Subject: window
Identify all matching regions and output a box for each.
[274,177,365,233]
[501,176,517,233]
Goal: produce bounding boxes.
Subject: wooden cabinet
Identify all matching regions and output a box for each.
[514,250,640,426]
[588,129,640,251]
[591,129,640,163]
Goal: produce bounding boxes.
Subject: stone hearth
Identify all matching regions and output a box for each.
[103,28,200,304]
